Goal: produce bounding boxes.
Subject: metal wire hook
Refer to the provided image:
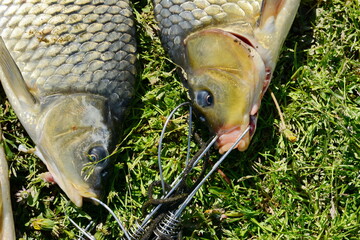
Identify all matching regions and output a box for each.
[139,104,218,231]
[157,102,192,196]
[154,127,251,239]
[89,197,131,240]
[68,197,131,239]
[68,218,95,240]
[174,126,250,218]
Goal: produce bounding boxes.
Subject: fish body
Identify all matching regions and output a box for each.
[153,0,300,153]
[0,0,137,207]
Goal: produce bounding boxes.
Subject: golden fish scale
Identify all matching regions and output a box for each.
[0,0,136,119]
[153,0,262,65]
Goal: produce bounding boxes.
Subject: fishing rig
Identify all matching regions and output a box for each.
[71,102,250,240]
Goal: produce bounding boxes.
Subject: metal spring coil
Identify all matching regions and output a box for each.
[124,222,145,240]
[154,212,180,239]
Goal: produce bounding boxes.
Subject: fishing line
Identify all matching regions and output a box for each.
[174,126,250,218]
[68,217,95,240]
[68,198,131,239]
[77,221,95,240]
[132,102,217,238]
[90,197,131,240]
[139,131,218,231]
[185,104,192,166]
[62,197,97,240]
[151,127,251,239]
[157,102,191,195]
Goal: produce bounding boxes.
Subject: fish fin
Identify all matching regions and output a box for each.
[257,0,286,29]
[255,0,300,68]
[0,37,39,116]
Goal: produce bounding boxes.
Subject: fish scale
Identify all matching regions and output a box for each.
[0,0,137,207]
[154,0,261,65]
[0,0,136,119]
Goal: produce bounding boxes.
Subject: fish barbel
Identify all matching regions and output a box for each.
[0,0,136,207]
[153,0,300,153]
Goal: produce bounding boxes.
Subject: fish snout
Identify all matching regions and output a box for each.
[216,114,258,154]
[217,126,250,154]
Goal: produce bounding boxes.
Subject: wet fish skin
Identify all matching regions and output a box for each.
[0,0,136,207]
[154,0,299,153]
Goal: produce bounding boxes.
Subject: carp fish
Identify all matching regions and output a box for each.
[0,0,137,207]
[153,0,300,153]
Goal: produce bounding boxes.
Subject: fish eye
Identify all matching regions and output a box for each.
[195,90,213,108]
[88,146,108,163]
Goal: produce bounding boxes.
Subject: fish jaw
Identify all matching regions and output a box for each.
[34,94,115,207]
[184,29,266,153]
[36,148,98,207]
[217,113,258,154]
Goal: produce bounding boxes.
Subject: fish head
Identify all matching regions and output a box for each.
[184,29,267,154]
[0,37,117,207]
[36,94,115,207]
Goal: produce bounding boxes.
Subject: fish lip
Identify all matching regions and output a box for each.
[50,166,106,207]
[217,113,257,137]
[249,113,258,136]
[51,173,99,207]
[35,147,101,207]
[216,113,258,154]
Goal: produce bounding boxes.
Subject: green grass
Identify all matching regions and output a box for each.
[0,0,359,239]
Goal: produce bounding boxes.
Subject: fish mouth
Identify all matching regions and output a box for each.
[47,163,101,207]
[216,113,258,154]
[35,148,101,207]
[47,161,110,207]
